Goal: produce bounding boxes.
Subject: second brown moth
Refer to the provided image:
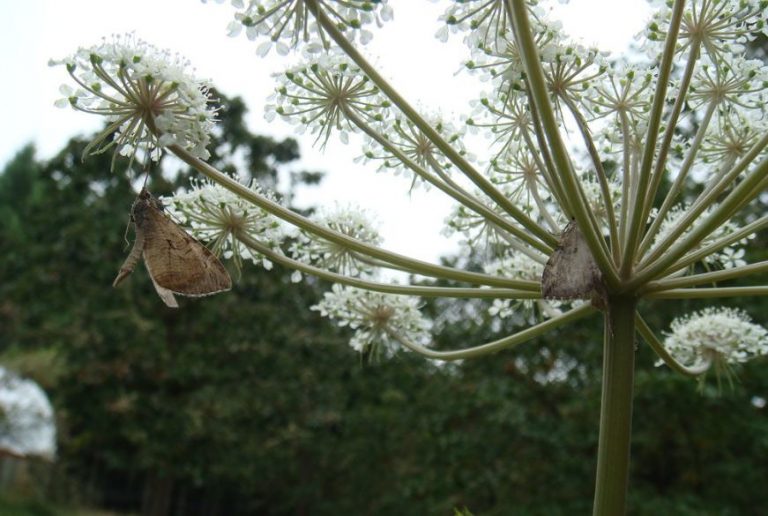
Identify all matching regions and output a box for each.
[541,219,606,308]
[113,188,232,308]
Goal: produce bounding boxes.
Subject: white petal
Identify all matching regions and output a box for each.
[256,40,272,57]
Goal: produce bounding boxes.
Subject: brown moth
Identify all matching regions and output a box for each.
[541,219,606,308]
[113,188,232,308]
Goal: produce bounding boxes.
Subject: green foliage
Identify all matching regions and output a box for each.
[0,496,59,516]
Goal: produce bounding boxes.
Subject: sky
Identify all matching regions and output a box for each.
[1,0,652,264]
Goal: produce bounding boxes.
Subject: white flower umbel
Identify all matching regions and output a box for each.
[359,115,468,190]
[647,0,768,62]
[700,111,766,169]
[267,52,388,147]
[312,285,432,360]
[663,307,768,376]
[437,0,553,54]
[226,0,393,55]
[52,34,216,169]
[443,190,528,254]
[166,178,286,272]
[587,64,654,125]
[290,204,382,277]
[466,93,535,163]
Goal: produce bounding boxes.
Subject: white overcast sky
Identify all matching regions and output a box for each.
[1,0,651,263]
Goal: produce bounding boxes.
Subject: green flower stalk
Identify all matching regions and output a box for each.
[56,1,768,514]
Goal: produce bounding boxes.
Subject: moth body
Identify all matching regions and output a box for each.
[113,188,231,308]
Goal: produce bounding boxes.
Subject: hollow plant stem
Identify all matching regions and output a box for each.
[593,296,637,516]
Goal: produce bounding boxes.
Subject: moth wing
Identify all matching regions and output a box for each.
[541,221,602,300]
[149,275,179,308]
[141,208,232,297]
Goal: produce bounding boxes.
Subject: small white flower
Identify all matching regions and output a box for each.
[663,307,768,370]
[51,34,216,169]
[166,178,287,272]
[312,285,432,360]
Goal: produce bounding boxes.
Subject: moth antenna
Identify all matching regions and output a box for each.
[140,168,151,190]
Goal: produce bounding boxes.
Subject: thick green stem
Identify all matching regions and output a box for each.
[593,296,637,516]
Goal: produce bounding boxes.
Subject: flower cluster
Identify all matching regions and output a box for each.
[647,0,768,61]
[359,115,468,190]
[587,64,654,126]
[437,0,548,54]
[700,110,764,167]
[290,203,382,277]
[266,52,389,147]
[663,307,768,369]
[489,148,545,204]
[166,178,287,272]
[312,285,432,359]
[225,0,393,55]
[443,192,525,253]
[52,34,216,168]
[466,93,535,161]
[461,9,605,115]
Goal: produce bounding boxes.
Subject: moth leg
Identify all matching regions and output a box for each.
[150,275,179,308]
[113,230,145,287]
[121,213,133,247]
